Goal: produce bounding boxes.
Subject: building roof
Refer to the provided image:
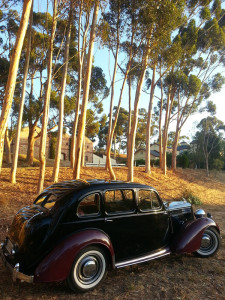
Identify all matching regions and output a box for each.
[177,145,190,151]
[150,150,160,157]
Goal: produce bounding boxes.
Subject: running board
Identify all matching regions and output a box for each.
[115,247,171,269]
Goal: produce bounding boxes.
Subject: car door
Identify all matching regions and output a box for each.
[102,188,140,261]
[134,189,170,253]
[58,191,105,239]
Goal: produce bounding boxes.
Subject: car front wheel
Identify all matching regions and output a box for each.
[195,227,220,258]
[67,246,108,292]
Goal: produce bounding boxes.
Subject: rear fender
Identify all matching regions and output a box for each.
[170,217,219,254]
[34,229,115,283]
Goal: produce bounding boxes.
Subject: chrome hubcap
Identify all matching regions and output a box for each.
[201,234,211,248]
[82,258,98,278]
[76,254,102,285]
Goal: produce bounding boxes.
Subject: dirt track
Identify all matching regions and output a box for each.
[0,167,225,299]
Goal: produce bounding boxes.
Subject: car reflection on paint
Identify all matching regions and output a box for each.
[0,179,221,292]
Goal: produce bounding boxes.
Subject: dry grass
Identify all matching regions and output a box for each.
[0,166,225,300]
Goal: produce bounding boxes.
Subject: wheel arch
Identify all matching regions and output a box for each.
[170,217,220,254]
[33,229,115,283]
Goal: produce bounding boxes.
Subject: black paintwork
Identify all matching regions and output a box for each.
[3,179,194,274]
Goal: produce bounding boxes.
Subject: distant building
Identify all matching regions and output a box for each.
[134,142,189,163]
[11,127,94,163]
[134,148,160,161]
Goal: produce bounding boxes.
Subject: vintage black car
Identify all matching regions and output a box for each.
[0,179,221,292]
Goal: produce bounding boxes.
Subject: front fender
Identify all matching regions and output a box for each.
[34,229,115,283]
[170,217,219,254]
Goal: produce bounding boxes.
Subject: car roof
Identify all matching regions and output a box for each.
[41,179,155,198]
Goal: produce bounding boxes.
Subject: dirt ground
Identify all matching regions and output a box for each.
[0,167,225,300]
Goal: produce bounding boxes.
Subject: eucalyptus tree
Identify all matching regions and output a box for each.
[38,0,59,193]
[170,3,225,171]
[70,0,92,169]
[144,0,186,175]
[52,0,74,183]
[73,0,100,179]
[194,116,225,176]
[10,0,33,183]
[0,0,32,173]
[127,0,186,181]
[104,0,144,180]
[100,0,126,171]
[22,13,49,165]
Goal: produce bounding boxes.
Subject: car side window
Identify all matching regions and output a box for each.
[151,191,161,209]
[139,190,151,211]
[139,190,161,211]
[77,193,101,217]
[105,189,135,214]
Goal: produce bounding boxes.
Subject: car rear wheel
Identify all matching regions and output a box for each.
[195,227,220,258]
[67,246,108,292]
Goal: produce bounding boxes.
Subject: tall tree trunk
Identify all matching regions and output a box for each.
[27,127,36,165]
[145,65,155,174]
[10,1,33,183]
[162,90,174,175]
[82,137,85,166]
[5,127,11,164]
[172,128,180,171]
[73,1,99,179]
[127,39,151,182]
[114,136,116,160]
[0,0,32,173]
[106,28,135,179]
[52,3,72,183]
[127,76,132,163]
[37,0,58,193]
[106,66,130,179]
[159,63,163,169]
[70,0,87,168]
[105,22,120,171]
[26,74,35,165]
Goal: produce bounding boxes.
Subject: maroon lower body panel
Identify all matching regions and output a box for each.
[170,217,219,253]
[33,229,114,283]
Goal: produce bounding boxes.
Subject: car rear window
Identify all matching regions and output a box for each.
[105,189,135,214]
[35,194,57,210]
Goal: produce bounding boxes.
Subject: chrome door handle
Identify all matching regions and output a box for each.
[105,219,113,222]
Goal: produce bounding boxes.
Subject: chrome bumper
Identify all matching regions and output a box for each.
[0,244,33,283]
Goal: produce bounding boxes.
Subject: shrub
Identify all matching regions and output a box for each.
[182,189,202,205]
[135,159,145,166]
[177,153,189,168]
[213,159,224,171]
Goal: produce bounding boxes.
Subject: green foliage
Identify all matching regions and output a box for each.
[177,153,189,168]
[200,7,211,20]
[182,189,202,205]
[85,109,100,142]
[0,57,10,86]
[166,152,172,168]
[213,158,224,171]
[135,159,145,166]
[190,116,225,171]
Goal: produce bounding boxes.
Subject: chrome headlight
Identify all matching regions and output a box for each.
[194,209,206,218]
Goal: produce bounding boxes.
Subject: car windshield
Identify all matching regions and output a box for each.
[34,193,57,210]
